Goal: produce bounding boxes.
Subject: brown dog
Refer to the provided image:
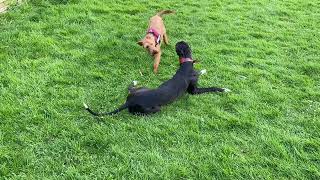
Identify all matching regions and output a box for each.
[138,10,175,73]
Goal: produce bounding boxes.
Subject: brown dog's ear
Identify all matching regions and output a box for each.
[137,41,143,46]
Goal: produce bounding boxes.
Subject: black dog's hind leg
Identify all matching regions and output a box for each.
[144,106,161,114]
[130,105,161,115]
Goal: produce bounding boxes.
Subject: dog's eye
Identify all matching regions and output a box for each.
[146,45,149,49]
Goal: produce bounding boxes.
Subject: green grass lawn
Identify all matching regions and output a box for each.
[1,0,320,179]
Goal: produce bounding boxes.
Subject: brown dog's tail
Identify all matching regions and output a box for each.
[157,10,175,17]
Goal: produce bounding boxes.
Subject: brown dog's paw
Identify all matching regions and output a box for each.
[152,60,159,73]
[153,68,158,74]
[153,66,159,73]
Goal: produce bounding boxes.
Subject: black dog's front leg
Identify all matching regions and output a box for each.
[187,70,229,95]
[188,85,225,94]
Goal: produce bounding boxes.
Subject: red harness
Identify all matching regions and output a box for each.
[147,28,161,45]
[179,58,194,64]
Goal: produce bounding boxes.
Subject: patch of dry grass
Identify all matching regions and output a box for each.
[0,1,8,13]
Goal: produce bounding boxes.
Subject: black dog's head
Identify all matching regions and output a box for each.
[175,41,192,58]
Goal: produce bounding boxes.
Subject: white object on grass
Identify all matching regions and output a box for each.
[83,103,88,109]
[199,69,207,75]
[133,80,138,86]
[222,88,231,93]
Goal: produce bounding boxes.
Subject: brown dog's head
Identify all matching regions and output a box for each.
[137,34,159,55]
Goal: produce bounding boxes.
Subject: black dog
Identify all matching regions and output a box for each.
[84,41,230,116]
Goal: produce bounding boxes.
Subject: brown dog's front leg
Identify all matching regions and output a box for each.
[163,33,169,45]
[153,51,161,73]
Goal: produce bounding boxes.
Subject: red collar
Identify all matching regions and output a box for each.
[179,58,194,64]
[147,28,161,45]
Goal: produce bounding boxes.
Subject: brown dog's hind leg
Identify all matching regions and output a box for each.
[163,33,169,45]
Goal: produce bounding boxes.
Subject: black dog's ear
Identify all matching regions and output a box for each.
[137,40,143,46]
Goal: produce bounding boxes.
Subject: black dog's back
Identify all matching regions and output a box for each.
[84,41,229,116]
[128,63,193,109]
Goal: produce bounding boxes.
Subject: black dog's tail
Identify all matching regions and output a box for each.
[83,102,128,116]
